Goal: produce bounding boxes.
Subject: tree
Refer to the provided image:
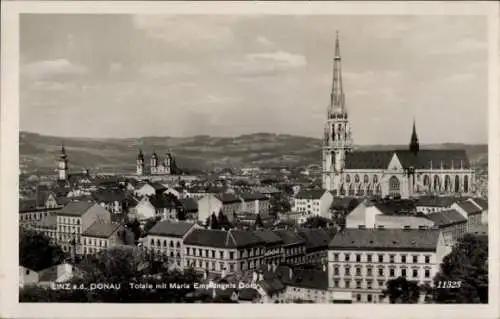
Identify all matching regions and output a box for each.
[382,276,421,304]
[142,216,161,236]
[125,219,141,243]
[303,216,330,228]
[210,212,220,230]
[19,228,66,271]
[255,213,264,228]
[269,193,291,217]
[430,233,488,303]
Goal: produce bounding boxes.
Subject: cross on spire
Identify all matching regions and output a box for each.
[328,31,346,116]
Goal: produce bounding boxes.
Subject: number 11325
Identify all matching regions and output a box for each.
[437,281,462,289]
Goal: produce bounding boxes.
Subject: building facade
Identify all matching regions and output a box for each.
[321,33,475,199]
[136,149,181,176]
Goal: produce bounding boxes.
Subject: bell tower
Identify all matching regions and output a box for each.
[58,142,69,181]
[136,149,145,176]
[322,32,353,191]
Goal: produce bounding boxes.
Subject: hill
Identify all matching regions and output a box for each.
[19,131,488,175]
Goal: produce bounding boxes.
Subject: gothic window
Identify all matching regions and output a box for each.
[444,175,451,192]
[339,184,345,196]
[389,176,400,196]
[354,174,360,183]
[375,184,382,195]
[366,184,373,196]
[357,188,364,196]
[423,175,430,187]
[364,175,369,184]
[373,175,378,184]
[346,175,351,183]
[348,184,355,196]
[464,175,469,193]
[455,175,460,192]
[433,175,441,191]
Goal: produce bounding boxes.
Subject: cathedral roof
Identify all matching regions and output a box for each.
[344,149,470,170]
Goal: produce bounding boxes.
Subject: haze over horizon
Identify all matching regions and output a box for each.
[20,15,488,144]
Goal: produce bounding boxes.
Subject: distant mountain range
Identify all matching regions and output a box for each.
[19,131,488,175]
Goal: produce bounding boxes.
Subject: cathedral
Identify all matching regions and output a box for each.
[136,149,181,176]
[322,33,476,199]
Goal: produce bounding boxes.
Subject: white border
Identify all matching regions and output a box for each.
[1,1,499,318]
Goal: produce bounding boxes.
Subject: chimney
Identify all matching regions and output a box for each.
[289,267,293,280]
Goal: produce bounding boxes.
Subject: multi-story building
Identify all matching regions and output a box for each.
[238,192,271,216]
[297,228,333,265]
[426,209,467,245]
[92,189,127,215]
[273,229,306,265]
[197,193,242,223]
[414,196,458,214]
[328,228,449,303]
[293,189,334,220]
[30,214,58,242]
[81,222,132,255]
[134,181,167,198]
[253,229,284,266]
[467,197,488,224]
[144,220,198,267]
[55,201,111,254]
[183,229,267,275]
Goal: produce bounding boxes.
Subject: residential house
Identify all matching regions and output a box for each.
[328,228,449,303]
[55,201,111,255]
[30,214,58,242]
[81,221,133,255]
[37,263,81,288]
[426,209,467,245]
[92,188,128,216]
[467,197,488,224]
[273,229,306,265]
[135,182,167,198]
[179,197,199,221]
[144,220,198,267]
[164,186,186,199]
[297,228,333,265]
[415,196,458,214]
[278,265,330,303]
[183,229,267,275]
[293,189,334,219]
[197,193,242,224]
[451,200,483,230]
[132,194,180,222]
[252,186,281,198]
[254,230,284,266]
[239,192,271,216]
[330,197,360,219]
[19,266,39,288]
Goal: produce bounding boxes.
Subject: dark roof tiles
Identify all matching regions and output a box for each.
[426,209,467,227]
[57,201,96,217]
[82,222,122,238]
[148,221,195,238]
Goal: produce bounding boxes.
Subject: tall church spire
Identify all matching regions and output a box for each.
[328,31,345,116]
[409,118,419,155]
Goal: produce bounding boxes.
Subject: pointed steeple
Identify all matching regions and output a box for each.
[409,118,419,155]
[60,141,67,159]
[137,148,144,161]
[328,31,345,116]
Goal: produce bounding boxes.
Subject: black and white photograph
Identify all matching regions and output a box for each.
[1,1,499,318]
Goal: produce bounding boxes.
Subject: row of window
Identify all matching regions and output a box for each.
[333,253,431,264]
[58,225,80,234]
[19,212,51,220]
[185,247,266,259]
[149,238,182,248]
[333,266,431,278]
[58,217,81,225]
[82,237,108,247]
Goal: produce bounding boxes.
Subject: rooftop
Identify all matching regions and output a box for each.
[273,229,305,246]
[329,228,440,252]
[455,201,482,216]
[82,221,122,238]
[57,201,95,217]
[426,209,467,227]
[295,189,327,200]
[148,220,195,238]
[183,229,265,249]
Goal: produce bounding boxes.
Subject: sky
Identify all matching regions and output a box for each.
[20,14,488,145]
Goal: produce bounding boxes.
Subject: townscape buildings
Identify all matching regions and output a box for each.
[19,33,488,304]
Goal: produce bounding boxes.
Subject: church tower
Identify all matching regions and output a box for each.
[58,143,69,181]
[409,118,419,156]
[136,149,145,176]
[322,32,353,191]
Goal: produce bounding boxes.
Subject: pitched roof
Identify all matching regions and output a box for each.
[82,221,122,238]
[329,228,440,251]
[426,209,467,227]
[148,194,180,209]
[19,199,37,211]
[92,189,127,203]
[345,149,470,170]
[57,201,95,217]
[469,197,488,210]
[297,228,332,251]
[295,189,326,200]
[330,197,359,210]
[180,198,198,212]
[148,220,195,237]
[273,229,305,246]
[36,185,50,207]
[238,192,268,201]
[373,200,416,215]
[183,229,264,248]
[215,193,241,204]
[375,215,435,228]
[150,182,167,191]
[253,229,284,245]
[253,186,280,194]
[455,201,482,216]
[415,196,458,208]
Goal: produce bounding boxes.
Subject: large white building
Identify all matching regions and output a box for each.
[327,228,450,303]
[321,33,475,199]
